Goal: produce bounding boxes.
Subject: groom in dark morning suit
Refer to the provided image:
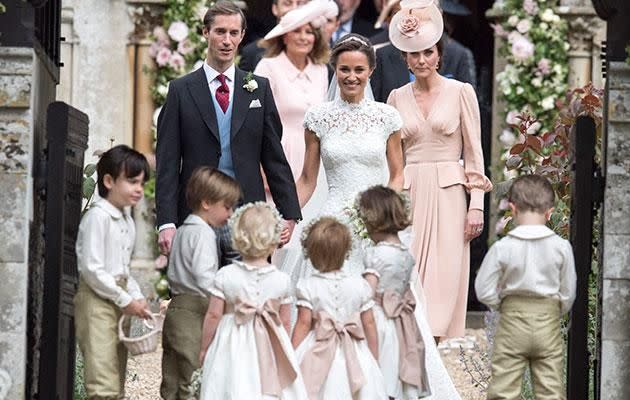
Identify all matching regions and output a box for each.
[156,1,301,265]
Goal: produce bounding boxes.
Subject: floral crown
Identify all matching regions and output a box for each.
[228,201,284,243]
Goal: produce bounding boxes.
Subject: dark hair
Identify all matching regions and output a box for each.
[508,174,555,213]
[186,166,241,211]
[401,33,446,61]
[330,33,375,70]
[260,23,330,65]
[203,1,247,31]
[97,145,150,198]
[302,217,352,272]
[359,185,410,235]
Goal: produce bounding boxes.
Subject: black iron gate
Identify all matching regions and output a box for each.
[39,102,89,399]
[567,115,604,400]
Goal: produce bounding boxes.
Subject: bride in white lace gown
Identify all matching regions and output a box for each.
[282,34,461,399]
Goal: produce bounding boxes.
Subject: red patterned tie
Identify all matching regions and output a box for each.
[215,73,230,113]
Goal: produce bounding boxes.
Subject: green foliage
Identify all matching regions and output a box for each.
[74,347,87,400]
[81,163,98,215]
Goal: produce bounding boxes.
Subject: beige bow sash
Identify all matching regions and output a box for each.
[376,289,429,391]
[233,298,297,396]
[300,311,366,399]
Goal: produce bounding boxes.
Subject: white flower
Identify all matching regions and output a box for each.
[540,22,549,31]
[511,34,535,62]
[503,86,512,96]
[499,129,516,146]
[196,4,209,21]
[553,63,563,75]
[541,96,555,110]
[516,86,524,95]
[523,0,538,15]
[532,77,542,87]
[243,79,258,92]
[156,47,172,66]
[507,15,519,27]
[516,19,531,34]
[526,121,542,134]
[168,21,189,42]
[541,8,555,22]
[157,82,169,97]
[564,42,570,51]
[506,110,520,125]
[169,51,186,72]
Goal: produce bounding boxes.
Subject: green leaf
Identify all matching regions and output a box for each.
[83,163,97,177]
[82,177,96,199]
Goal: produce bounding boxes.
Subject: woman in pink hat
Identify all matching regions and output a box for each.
[255,0,338,236]
[386,1,492,341]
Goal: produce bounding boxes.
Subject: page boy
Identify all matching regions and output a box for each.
[74,144,152,399]
[160,166,240,399]
[475,174,577,400]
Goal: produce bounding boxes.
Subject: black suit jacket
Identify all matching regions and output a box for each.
[156,67,301,226]
[350,15,381,39]
[238,40,265,73]
[371,37,477,103]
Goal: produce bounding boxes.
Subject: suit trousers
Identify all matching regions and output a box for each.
[74,279,130,400]
[214,224,241,267]
[160,293,209,400]
[487,296,565,400]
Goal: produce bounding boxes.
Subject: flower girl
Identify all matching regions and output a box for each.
[198,202,308,399]
[358,186,430,399]
[291,217,387,400]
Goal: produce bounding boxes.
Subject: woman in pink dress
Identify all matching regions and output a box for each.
[255,0,338,226]
[386,2,492,340]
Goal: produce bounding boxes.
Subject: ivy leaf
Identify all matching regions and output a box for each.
[510,143,526,155]
[82,177,96,200]
[83,163,97,177]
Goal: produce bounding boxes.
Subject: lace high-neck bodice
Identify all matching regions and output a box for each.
[304,98,402,217]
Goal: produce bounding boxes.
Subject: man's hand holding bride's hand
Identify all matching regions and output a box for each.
[280,219,297,245]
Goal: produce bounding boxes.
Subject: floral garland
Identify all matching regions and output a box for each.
[491,0,569,150]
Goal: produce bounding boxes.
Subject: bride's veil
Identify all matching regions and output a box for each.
[326,73,375,102]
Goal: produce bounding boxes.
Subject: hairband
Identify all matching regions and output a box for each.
[338,35,370,47]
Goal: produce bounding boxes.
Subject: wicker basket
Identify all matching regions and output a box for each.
[118,313,160,356]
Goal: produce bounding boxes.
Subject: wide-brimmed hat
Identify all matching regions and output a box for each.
[264,0,339,40]
[389,1,443,52]
[440,0,471,16]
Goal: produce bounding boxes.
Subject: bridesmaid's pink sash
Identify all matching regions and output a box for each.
[375,289,429,391]
[300,311,366,399]
[232,298,297,396]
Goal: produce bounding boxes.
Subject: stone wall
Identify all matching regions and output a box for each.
[0,47,56,400]
[600,60,630,400]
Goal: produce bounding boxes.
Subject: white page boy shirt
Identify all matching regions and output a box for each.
[475,224,577,314]
[76,199,144,308]
[167,214,218,297]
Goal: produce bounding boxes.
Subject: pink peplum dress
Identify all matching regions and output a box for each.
[387,78,492,338]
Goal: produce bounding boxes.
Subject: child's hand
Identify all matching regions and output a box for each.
[123,299,152,319]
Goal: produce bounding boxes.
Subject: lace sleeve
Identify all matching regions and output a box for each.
[380,103,403,137]
[303,105,324,139]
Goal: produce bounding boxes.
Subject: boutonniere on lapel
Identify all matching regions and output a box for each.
[243,72,258,93]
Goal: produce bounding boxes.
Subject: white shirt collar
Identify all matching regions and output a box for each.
[183,214,210,227]
[507,225,556,240]
[93,198,124,219]
[202,61,236,85]
[233,260,277,274]
[313,269,348,280]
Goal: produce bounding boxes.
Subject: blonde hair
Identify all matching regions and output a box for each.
[301,217,352,272]
[508,174,555,213]
[260,23,330,65]
[230,203,283,258]
[358,185,410,235]
[186,166,241,211]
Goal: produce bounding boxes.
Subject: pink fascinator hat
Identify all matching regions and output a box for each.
[264,0,339,40]
[389,0,444,52]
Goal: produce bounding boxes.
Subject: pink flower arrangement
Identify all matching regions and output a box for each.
[523,0,538,16]
[491,23,509,38]
[168,21,189,43]
[177,38,195,55]
[516,19,531,34]
[169,51,186,72]
[398,15,420,37]
[510,34,534,62]
[153,26,170,45]
[537,58,551,76]
[156,47,172,67]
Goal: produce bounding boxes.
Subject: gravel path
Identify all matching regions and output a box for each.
[125,329,490,399]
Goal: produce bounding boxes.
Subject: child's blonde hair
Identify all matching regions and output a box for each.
[301,217,352,272]
[508,174,555,213]
[186,166,241,211]
[358,185,410,234]
[229,202,283,258]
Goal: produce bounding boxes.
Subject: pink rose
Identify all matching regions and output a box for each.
[491,23,508,38]
[523,0,538,16]
[169,51,186,72]
[511,34,534,62]
[398,15,420,38]
[537,58,551,76]
[148,42,161,58]
[156,47,172,67]
[153,26,170,45]
[177,39,195,55]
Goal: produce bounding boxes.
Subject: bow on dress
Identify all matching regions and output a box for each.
[375,289,429,392]
[300,311,366,399]
[233,298,298,396]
